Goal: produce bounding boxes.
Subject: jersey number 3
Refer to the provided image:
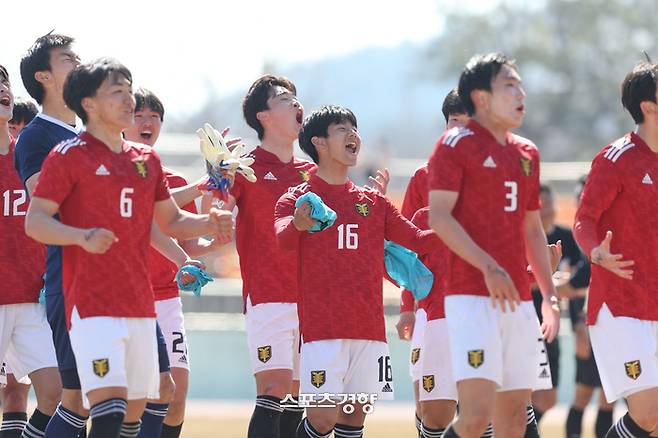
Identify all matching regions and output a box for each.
[504,181,518,212]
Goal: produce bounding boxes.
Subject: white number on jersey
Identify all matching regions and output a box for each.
[504,181,518,212]
[120,187,134,218]
[2,189,27,216]
[337,223,359,250]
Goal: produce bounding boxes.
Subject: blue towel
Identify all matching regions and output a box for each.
[295,192,337,233]
[176,264,214,297]
[384,240,434,300]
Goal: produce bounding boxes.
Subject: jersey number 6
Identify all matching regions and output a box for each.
[120,188,134,218]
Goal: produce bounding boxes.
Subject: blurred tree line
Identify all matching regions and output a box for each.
[429,0,657,160]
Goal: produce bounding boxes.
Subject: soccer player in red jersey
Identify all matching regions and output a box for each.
[221,75,313,438]
[8,97,38,138]
[275,105,442,438]
[24,58,233,438]
[396,88,468,437]
[0,64,61,438]
[428,53,559,438]
[123,87,222,438]
[574,60,658,438]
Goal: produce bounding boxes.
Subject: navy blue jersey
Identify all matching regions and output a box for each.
[14,113,79,298]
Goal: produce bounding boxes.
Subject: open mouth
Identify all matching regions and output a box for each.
[140,130,153,141]
[0,96,10,107]
[295,109,303,124]
[517,104,525,113]
[345,142,358,155]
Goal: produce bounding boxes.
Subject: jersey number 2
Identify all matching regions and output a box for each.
[504,181,518,212]
[2,190,26,216]
[120,188,134,218]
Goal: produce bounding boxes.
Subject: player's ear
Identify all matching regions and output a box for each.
[471,89,489,112]
[81,96,95,114]
[640,100,657,119]
[34,71,51,86]
[256,110,269,123]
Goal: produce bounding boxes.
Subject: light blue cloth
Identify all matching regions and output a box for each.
[295,192,337,233]
[384,240,434,300]
[176,263,214,297]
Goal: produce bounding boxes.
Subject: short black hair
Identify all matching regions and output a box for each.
[243,75,297,140]
[0,64,8,85]
[441,88,466,123]
[458,52,517,116]
[20,31,75,104]
[63,58,132,124]
[10,98,39,125]
[298,105,357,164]
[621,61,658,124]
[134,87,164,121]
[539,183,553,195]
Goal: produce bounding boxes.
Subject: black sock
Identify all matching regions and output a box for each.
[524,405,540,438]
[566,407,584,438]
[280,397,304,438]
[596,409,614,438]
[480,423,493,438]
[606,413,650,438]
[443,425,461,438]
[78,426,87,438]
[1,412,28,438]
[119,421,140,438]
[21,409,51,438]
[415,414,422,437]
[160,423,183,438]
[88,398,127,438]
[421,423,445,438]
[334,423,363,438]
[248,395,283,438]
[295,418,331,438]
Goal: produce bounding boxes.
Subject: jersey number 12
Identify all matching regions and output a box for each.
[2,189,26,216]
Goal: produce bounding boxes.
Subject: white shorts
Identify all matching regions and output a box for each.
[590,303,658,402]
[69,307,160,409]
[409,309,427,382]
[0,362,31,386]
[156,297,189,370]
[0,303,57,381]
[300,339,394,401]
[245,297,300,379]
[419,318,458,402]
[445,295,549,392]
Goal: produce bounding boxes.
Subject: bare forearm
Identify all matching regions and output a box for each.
[25,210,84,246]
[525,226,557,299]
[151,222,190,267]
[181,238,216,257]
[429,212,496,272]
[160,210,213,241]
[170,182,204,208]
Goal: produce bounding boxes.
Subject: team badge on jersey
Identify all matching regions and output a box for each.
[355,202,370,217]
[134,160,148,178]
[92,358,110,377]
[468,350,484,368]
[410,348,421,365]
[625,360,642,380]
[520,157,532,176]
[257,346,272,363]
[311,370,326,388]
[422,375,435,393]
[299,170,310,182]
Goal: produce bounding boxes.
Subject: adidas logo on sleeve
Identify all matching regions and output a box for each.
[263,172,277,181]
[642,173,653,185]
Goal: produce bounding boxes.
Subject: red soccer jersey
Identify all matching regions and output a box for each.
[149,169,198,301]
[0,139,45,305]
[410,207,446,320]
[574,133,658,323]
[274,175,441,343]
[427,119,541,301]
[231,147,316,309]
[400,163,430,313]
[33,132,170,325]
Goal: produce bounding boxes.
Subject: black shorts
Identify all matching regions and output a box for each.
[576,352,601,387]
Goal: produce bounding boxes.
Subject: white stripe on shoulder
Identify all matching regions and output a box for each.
[603,137,635,163]
[53,138,85,154]
[442,127,474,148]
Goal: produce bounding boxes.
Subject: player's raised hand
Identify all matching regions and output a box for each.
[483,264,520,312]
[591,230,634,279]
[549,240,562,273]
[79,228,118,254]
[220,127,243,153]
[178,259,206,285]
[293,202,316,231]
[540,295,560,342]
[368,168,390,195]
[209,207,234,240]
[396,311,416,340]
